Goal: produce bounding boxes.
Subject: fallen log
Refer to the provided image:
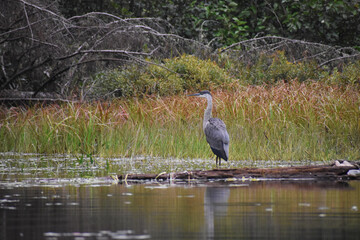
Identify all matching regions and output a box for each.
[117,162,360,183]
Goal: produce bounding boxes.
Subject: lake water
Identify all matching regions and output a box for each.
[1,154,360,239]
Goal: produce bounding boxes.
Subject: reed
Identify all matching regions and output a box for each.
[1,81,359,163]
[223,81,360,161]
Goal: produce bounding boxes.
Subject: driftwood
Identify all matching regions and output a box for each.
[118,163,360,183]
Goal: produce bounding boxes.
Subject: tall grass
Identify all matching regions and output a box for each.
[1,81,359,162]
[223,81,360,161]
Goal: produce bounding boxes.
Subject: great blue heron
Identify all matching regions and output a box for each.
[188,90,229,167]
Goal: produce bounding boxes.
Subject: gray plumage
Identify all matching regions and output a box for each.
[188,90,230,166]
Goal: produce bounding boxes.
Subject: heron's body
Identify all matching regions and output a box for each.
[205,118,229,164]
[189,90,229,166]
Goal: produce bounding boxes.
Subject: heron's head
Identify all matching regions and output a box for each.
[188,90,211,98]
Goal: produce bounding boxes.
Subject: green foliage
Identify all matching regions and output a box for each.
[219,51,360,86]
[231,51,321,85]
[59,0,360,47]
[90,52,360,98]
[325,62,360,85]
[196,0,360,47]
[90,55,230,98]
[198,1,251,46]
[92,65,145,98]
[278,0,360,46]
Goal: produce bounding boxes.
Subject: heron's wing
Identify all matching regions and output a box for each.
[204,118,230,160]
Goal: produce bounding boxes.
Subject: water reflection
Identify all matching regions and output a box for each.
[204,187,230,239]
[1,180,359,240]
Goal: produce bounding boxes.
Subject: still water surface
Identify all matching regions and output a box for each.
[1,180,360,239]
[1,154,360,239]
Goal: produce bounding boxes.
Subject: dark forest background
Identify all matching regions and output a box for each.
[59,0,360,47]
[1,0,360,100]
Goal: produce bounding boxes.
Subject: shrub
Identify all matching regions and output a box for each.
[325,61,360,85]
[89,51,360,99]
[89,55,230,98]
[225,51,322,85]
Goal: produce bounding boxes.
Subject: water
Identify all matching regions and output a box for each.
[0,152,319,179]
[1,153,360,239]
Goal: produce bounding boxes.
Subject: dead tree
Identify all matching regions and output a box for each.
[0,0,210,100]
[221,36,360,68]
[1,1,359,101]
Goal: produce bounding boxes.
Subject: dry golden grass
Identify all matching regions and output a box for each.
[1,81,359,162]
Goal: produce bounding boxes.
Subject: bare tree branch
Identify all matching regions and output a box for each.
[220,36,360,67]
[318,53,360,68]
[20,0,68,22]
[1,1,359,101]
[79,49,159,56]
[23,2,33,46]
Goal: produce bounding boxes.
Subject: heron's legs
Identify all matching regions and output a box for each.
[215,156,221,168]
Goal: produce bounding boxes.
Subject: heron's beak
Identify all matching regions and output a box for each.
[187,93,201,97]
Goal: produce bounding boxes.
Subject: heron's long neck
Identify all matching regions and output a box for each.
[203,95,212,131]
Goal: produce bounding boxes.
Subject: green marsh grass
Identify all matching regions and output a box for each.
[1,81,359,163]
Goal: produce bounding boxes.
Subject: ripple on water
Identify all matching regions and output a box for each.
[43,230,151,239]
[0,152,327,189]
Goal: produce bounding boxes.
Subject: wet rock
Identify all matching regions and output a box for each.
[347,169,360,177]
[335,160,354,167]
